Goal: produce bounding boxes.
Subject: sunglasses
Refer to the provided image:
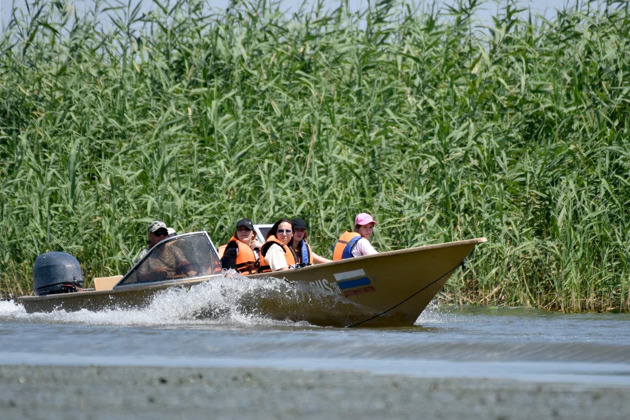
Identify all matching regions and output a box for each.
[277,229,292,234]
[153,229,168,237]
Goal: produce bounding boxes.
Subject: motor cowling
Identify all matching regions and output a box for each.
[33,252,84,296]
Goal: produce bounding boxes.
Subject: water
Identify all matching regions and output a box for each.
[2,278,630,387]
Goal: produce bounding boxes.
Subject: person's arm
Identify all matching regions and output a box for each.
[220,243,239,270]
[312,252,332,264]
[352,238,377,257]
[138,257,168,282]
[163,242,194,276]
[266,244,289,271]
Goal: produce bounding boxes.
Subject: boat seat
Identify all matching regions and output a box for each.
[93,275,123,291]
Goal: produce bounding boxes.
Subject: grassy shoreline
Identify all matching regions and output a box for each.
[1,0,629,311]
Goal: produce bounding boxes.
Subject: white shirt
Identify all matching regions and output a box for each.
[265,243,289,271]
[352,237,377,257]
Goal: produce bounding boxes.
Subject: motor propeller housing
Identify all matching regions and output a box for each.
[33,252,84,296]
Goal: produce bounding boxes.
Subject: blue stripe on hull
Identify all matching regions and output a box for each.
[337,276,371,290]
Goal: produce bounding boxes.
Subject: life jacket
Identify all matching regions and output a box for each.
[259,235,297,273]
[333,231,361,261]
[293,240,313,266]
[227,236,259,274]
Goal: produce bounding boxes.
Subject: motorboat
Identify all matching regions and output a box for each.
[18,231,486,327]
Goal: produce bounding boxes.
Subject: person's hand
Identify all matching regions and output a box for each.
[176,261,198,277]
[154,268,168,280]
[186,263,200,277]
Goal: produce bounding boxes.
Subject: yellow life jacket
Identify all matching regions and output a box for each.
[333,231,361,261]
[259,235,297,273]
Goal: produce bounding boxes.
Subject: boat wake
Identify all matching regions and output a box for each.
[0,273,357,328]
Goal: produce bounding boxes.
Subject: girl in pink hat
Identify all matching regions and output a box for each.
[332,213,378,260]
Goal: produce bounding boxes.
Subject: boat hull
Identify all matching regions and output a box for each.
[18,238,486,327]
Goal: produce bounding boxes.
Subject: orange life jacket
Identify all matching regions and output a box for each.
[259,235,297,273]
[333,231,361,261]
[226,236,259,274]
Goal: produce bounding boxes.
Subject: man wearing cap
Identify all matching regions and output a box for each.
[290,217,332,266]
[220,218,262,274]
[135,220,192,282]
[134,221,171,264]
[332,213,378,260]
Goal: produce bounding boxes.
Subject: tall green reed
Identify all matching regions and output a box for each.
[0,0,628,312]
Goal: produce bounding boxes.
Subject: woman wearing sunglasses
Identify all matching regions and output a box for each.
[259,218,298,272]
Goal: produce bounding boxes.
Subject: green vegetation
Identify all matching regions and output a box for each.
[1,0,628,311]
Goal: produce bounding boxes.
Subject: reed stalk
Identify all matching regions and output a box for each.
[1,0,628,312]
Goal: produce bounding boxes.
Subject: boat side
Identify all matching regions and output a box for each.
[246,237,487,327]
[18,275,218,313]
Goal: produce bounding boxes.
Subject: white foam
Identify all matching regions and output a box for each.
[0,299,26,317]
[0,274,336,328]
[415,300,454,324]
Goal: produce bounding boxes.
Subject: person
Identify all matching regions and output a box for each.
[332,213,378,260]
[135,221,172,264]
[220,218,262,274]
[290,217,332,266]
[137,238,193,282]
[134,221,194,282]
[259,219,298,272]
[167,227,177,237]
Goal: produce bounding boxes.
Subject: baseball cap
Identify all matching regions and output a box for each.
[355,213,378,226]
[291,217,307,230]
[236,218,254,230]
[148,220,167,233]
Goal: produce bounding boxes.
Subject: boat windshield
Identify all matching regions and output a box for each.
[254,224,273,241]
[116,232,221,287]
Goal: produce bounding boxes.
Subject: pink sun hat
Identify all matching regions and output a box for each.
[355,213,378,226]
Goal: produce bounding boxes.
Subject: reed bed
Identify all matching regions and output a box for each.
[1,0,628,312]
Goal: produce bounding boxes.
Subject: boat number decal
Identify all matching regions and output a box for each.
[312,279,341,294]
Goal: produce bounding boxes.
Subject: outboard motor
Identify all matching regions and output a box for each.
[33,252,84,296]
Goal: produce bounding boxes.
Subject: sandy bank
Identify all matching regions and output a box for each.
[2,364,629,419]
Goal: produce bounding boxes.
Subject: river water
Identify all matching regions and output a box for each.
[2,277,630,387]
